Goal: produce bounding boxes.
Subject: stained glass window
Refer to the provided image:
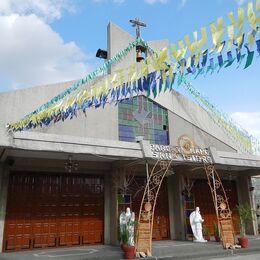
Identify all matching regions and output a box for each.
[118,96,169,145]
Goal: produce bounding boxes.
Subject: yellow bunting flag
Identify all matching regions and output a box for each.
[247,2,256,29]
[210,17,224,51]
[236,28,244,47]
[228,11,236,25]
[184,33,198,56]
[256,0,260,23]
[127,64,137,82]
[140,60,149,78]
[227,24,234,50]
[186,56,191,68]
[111,72,119,88]
[116,69,125,86]
[247,31,255,47]
[256,0,260,11]
[171,41,187,61]
[151,48,168,71]
[238,7,245,28]
[197,27,207,50]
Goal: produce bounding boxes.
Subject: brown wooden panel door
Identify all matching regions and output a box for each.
[81,177,104,244]
[32,175,58,248]
[193,179,239,235]
[3,173,104,252]
[58,176,81,247]
[4,175,34,251]
[152,180,170,240]
[130,177,170,241]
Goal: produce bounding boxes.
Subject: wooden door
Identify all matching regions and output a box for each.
[58,176,81,247]
[130,177,170,240]
[81,177,104,244]
[4,175,34,251]
[32,175,59,248]
[193,179,240,235]
[152,181,170,240]
[3,173,104,252]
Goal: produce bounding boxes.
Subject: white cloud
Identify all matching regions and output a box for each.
[144,0,168,4]
[0,0,74,22]
[231,112,260,139]
[92,0,125,3]
[178,0,188,9]
[180,0,187,6]
[113,0,125,3]
[235,0,247,5]
[0,14,92,90]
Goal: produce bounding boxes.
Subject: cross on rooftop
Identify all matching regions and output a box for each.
[129,17,146,39]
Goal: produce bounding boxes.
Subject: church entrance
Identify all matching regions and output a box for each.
[185,179,240,237]
[3,173,104,252]
[117,177,170,241]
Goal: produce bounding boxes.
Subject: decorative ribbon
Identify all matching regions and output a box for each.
[6,1,260,156]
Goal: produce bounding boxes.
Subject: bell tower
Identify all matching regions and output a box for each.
[129,17,147,62]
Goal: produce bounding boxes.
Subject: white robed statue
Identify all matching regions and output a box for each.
[189,207,207,243]
[119,207,135,246]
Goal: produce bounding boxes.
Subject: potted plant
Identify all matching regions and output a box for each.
[213,223,220,242]
[236,203,254,248]
[119,208,137,259]
[203,226,210,241]
[119,225,128,251]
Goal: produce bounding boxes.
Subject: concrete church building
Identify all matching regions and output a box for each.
[0,22,260,253]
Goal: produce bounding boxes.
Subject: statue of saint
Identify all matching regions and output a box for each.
[125,207,131,222]
[119,207,135,246]
[128,212,135,246]
[190,207,207,243]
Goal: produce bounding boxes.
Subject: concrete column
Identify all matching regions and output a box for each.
[169,173,185,240]
[236,175,256,235]
[104,174,111,244]
[0,164,9,252]
[109,172,118,245]
[167,175,175,240]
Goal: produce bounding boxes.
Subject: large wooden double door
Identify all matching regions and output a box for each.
[3,173,104,251]
[130,178,170,240]
[193,179,240,235]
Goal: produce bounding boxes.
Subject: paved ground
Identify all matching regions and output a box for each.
[1,236,260,260]
[208,254,260,260]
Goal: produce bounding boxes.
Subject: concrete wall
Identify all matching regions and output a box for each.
[0,164,9,253]
[168,111,236,152]
[236,175,256,235]
[104,174,111,244]
[0,81,74,126]
[167,93,240,153]
[107,22,135,74]
[168,173,185,240]
[167,176,175,240]
[109,170,118,245]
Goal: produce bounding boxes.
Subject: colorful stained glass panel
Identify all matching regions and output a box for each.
[118,96,169,145]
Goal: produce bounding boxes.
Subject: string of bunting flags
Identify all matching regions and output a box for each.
[16,37,154,120]
[6,0,260,155]
[181,80,256,154]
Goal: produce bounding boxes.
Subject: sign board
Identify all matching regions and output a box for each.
[137,222,151,253]
[219,219,235,248]
[150,144,213,164]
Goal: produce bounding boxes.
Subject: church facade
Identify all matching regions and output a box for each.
[0,22,260,252]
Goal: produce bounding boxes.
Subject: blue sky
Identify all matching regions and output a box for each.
[0,0,259,137]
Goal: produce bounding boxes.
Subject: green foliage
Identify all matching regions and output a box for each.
[213,223,220,236]
[118,216,138,246]
[202,226,209,236]
[236,203,254,237]
[120,226,129,245]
